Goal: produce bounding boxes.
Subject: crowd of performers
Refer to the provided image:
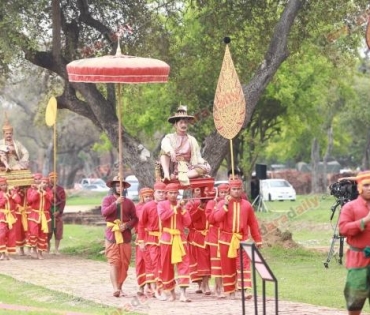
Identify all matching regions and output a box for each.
[101,176,262,302]
[0,172,66,260]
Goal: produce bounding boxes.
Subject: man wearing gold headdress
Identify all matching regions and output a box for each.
[159,105,211,186]
[0,117,29,170]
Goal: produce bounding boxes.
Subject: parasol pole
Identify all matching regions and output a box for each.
[114,35,124,197]
[229,139,235,180]
[117,83,124,197]
[53,112,57,201]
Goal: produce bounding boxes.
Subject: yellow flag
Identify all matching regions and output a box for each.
[45,96,57,127]
[213,45,246,140]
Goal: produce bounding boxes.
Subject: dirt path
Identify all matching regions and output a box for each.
[0,254,367,315]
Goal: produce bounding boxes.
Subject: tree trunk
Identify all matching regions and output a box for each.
[322,126,333,191]
[311,138,320,194]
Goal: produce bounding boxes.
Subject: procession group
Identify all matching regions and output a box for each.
[101,177,263,302]
[0,172,65,260]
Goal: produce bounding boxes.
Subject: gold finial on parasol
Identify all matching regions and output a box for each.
[213,37,246,178]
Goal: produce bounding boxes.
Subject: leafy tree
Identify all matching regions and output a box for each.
[0,0,368,187]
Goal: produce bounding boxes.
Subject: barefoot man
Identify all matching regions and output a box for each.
[0,177,21,260]
[101,175,138,297]
[158,183,192,302]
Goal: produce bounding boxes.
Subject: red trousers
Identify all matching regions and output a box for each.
[188,243,201,282]
[209,244,222,277]
[219,243,251,294]
[145,244,161,285]
[48,216,63,241]
[160,243,190,291]
[136,245,150,287]
[0,224,16,254]
[191,244,211,280]
[105,241,131,289]
[27,220,48,251]
[14,213,26,247]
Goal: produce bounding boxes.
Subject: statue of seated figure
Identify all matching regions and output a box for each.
[0,116,29,171]
[158,105,211,186]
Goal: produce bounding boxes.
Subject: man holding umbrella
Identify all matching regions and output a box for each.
[102,175,138,297]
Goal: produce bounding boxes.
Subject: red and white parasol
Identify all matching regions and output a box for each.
[66,35,170,188]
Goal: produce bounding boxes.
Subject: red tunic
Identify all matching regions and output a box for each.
[188,199,211,279]
[0,190,21,224]
[339,196,370,269]
[0,190,21,253]
[214,198,262,293]
[135,202,148,287]
[205,198,222,277]
[158,200,191,244]
[138,200,161,245]
[27,187,53,224]
[158,199,191,290]
[14,188,28,246]
[101,195,138,243]
[214,199,261,244]
[138,200,163,285]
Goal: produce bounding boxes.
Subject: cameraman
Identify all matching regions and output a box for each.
[339,171,370,315]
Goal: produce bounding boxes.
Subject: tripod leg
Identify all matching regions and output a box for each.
[338,236,344,265]
[323,235,338,268]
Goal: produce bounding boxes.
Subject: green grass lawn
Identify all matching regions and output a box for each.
[66,191,108,206]
[255,194,341,248]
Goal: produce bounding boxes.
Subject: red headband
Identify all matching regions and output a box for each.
[229,179,242,188]
[139,187,154,196]
[166,183,179,192]
[154,182,166,190]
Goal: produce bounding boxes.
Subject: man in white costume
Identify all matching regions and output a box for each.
[160,105,210,186]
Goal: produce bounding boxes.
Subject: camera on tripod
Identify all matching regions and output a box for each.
[323,178,358,268]
[329,179,358,203]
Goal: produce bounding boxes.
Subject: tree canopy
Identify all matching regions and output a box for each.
[0,0,369,186]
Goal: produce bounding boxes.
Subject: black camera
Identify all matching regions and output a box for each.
[329,179,358,202]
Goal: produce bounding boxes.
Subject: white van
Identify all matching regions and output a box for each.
[125,175,139,201]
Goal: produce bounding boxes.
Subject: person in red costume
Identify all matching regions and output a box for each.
[0,177,21,260]
[339,171,370,315]
[101,175,138,298]
[135,187,154,297]
[158,183,192,302]
[27,175,53,260]
[214,179,262,299]
[205,183,229,298]
[13,186,28,256]
[187,187,211,295]
[186,187,202,293]
[47,172,66,255]
[137,181,168,301]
